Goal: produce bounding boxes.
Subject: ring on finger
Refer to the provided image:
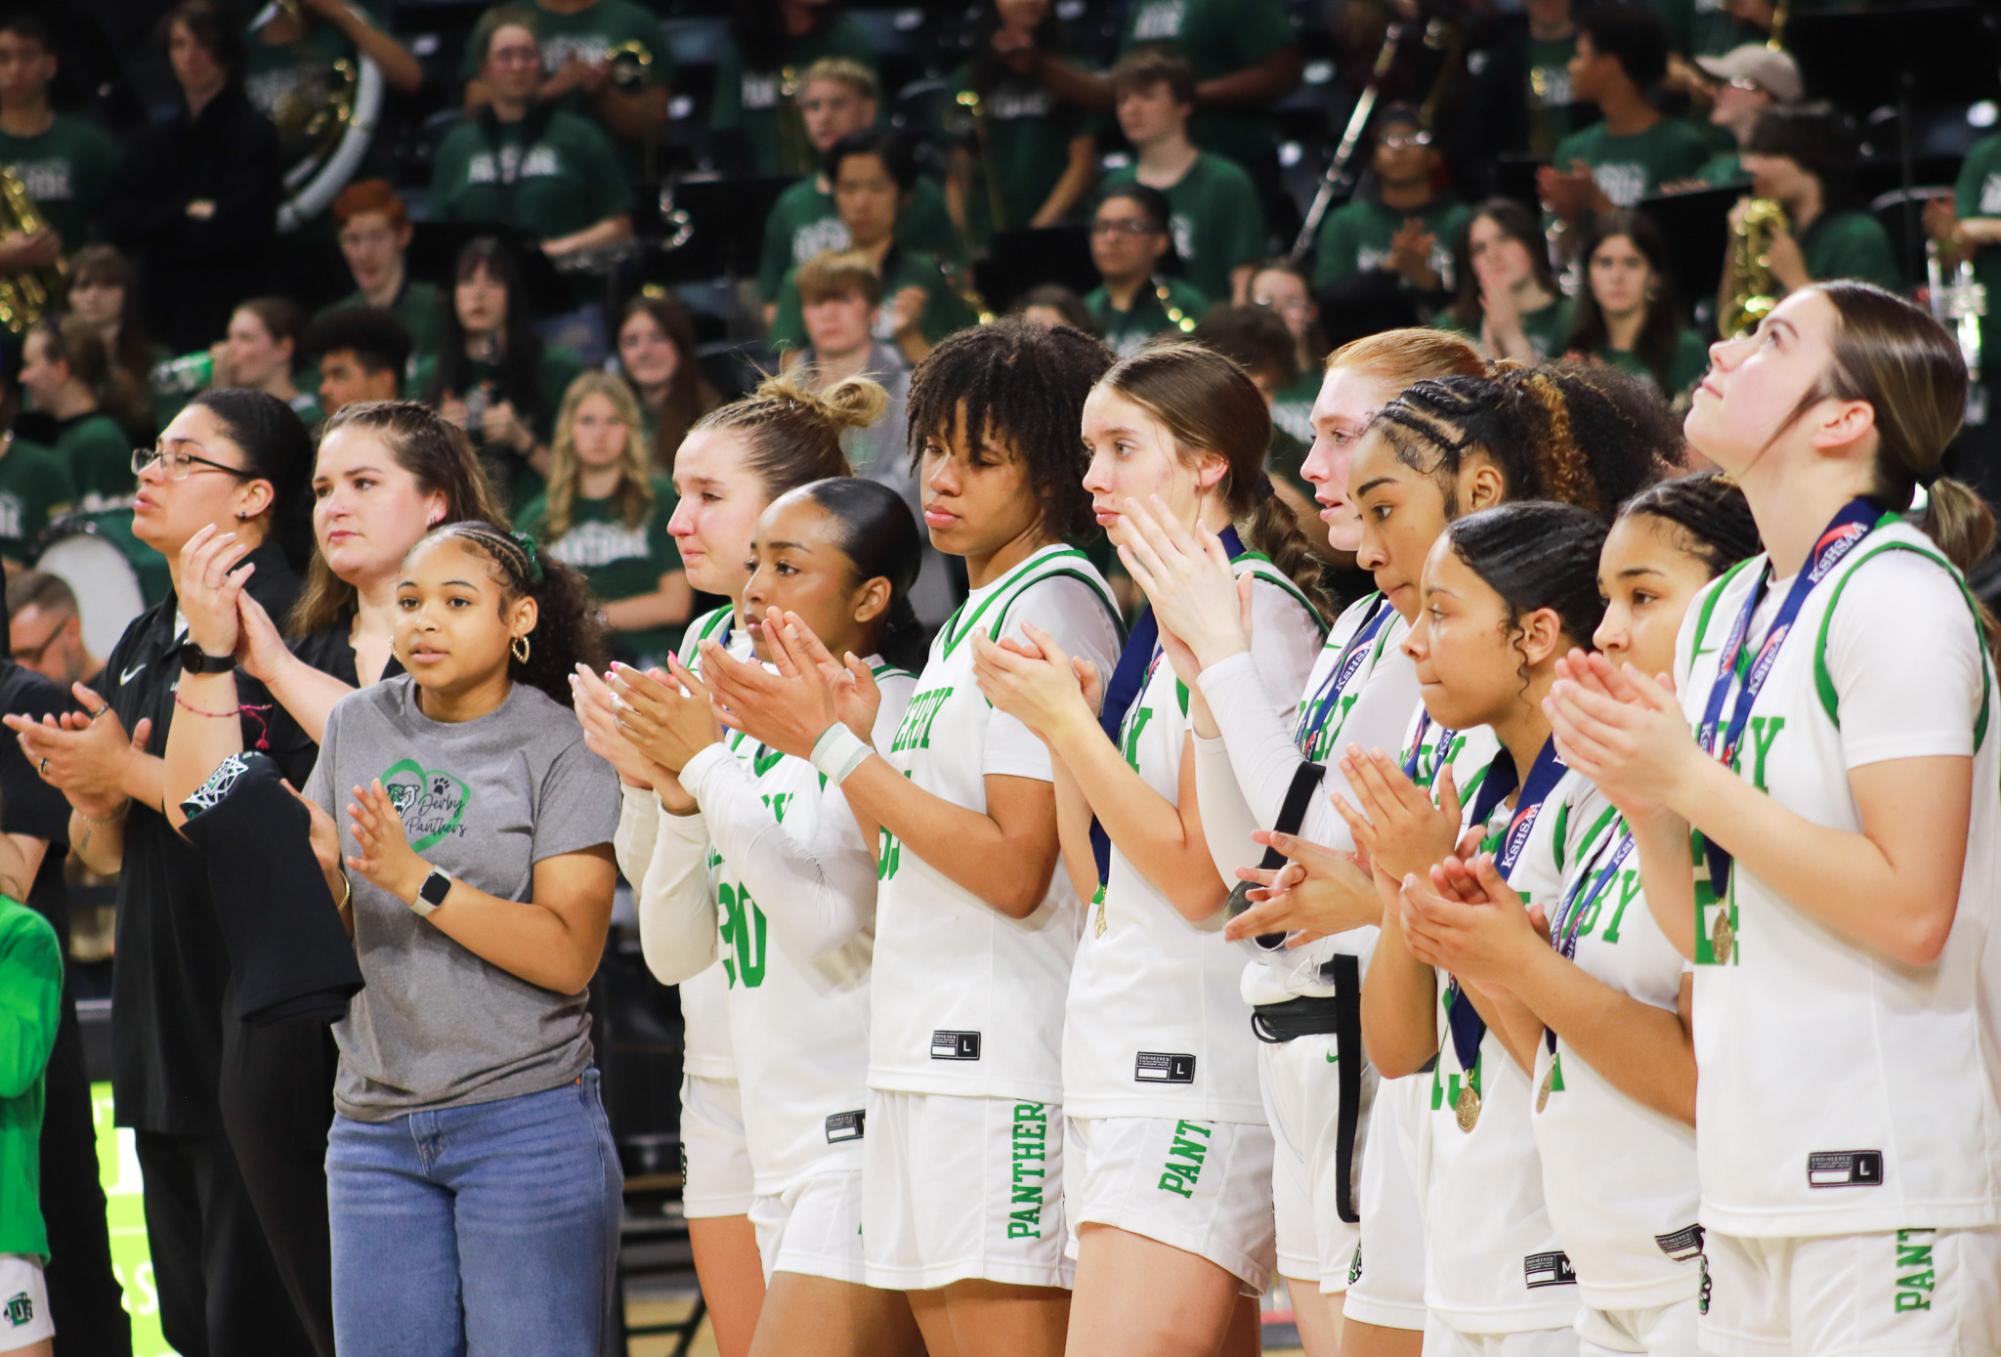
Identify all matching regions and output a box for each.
[38,757,49,776]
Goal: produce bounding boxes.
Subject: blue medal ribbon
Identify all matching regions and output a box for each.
[1693,497,1884,898]
[1402,712,1458,782]
[1542,822,1638,1056]
[1445,737,1569,1094]
[1090,526,1246,881]
[1294,594,1394,756]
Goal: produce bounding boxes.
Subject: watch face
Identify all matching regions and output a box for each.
[420,871,452,906]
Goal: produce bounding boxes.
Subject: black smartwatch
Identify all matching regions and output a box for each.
[179,641,235,675]
[412,867,452,917]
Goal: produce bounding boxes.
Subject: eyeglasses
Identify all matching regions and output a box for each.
[131,444,256,481]
[10,615,67,667]
[1091,218,1158,238]
[1380,131,1433,149]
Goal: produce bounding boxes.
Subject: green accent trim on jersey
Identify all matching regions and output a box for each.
[1552,799,1570,872]
[1574,803,1620,868]
[1811,541,1993,751]
[678,603,736,669]
[986,569,1126,651]
[869,663,916,683]
[1232,551,1329,632]
[938,547,1110,656]
[1688,557,1758,659]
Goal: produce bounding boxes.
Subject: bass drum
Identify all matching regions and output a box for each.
[33,509,167,659]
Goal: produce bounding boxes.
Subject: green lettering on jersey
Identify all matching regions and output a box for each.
[761,791,794,825]
[1597,868,1644,945]
[1690,830,1736,966]
[1745,715,1785,791]
[1155,1119,1214,1198]
[1894,1229,1937,1312]
[751,743,785,778]
[717,880,768,989]
[876,827,901,881]
[1120,706,1156,772]
[1006,1103,1050,1238]
[890,687,952,753]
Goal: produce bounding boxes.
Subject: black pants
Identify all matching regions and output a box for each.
[136,1015,338,1357]
[39,989,133,1357]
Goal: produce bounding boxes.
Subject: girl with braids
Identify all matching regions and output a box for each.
[1438,199,1572,363]
[584,478,929,1356]
[287,520,621,1353]
[571,371,881,1357]
[517,372,693,669]
[1549,282,2001,1356]
[970,342,1328,1357]
[1335,501,1615,1356]
[696,319,1123,1357]
[1136,352,1666,1357]
[1398,473,1759,1356]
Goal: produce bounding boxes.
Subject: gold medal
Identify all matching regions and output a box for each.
[1710,907,1735,966]
[1454,1082,1481,1133]
[1537,1065,1553,1114]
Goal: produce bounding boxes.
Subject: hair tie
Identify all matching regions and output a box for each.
[1913,461,1941,489]
[510,530,546,584]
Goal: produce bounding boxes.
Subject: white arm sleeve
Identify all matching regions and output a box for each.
[613,783,661,884]
[633,801,720,986]
[682,744,878,960]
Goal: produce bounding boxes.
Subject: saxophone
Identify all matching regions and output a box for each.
[1928,232,1988,425]
[0,166,63,333]
[1719,198,1787,339]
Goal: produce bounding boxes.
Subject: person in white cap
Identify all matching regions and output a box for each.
[1686,44,1803,190]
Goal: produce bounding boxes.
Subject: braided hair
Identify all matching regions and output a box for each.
[423,521,609,709]
[1371,360,1676,519]
[905,318,1113,545]
[1447,501,1611,692]
[1616,471,1762,579]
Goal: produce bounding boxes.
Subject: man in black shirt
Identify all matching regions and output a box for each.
[0,591,132,1356]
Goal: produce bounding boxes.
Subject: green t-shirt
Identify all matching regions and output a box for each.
[447,343,585,513]
[244,2,384,125]
[1798,209,1901,293]
[755,175,964,303]
[0,113,117,245]
[1103,153,1267,302]
[1434,295,1574,360]
[56,411,132,507]
[1271,367,1320,447]
[1313,194,1472,293]
[1692,149,1745,190]
[1595,327,1711,401]
[1953,132,2001,364]
[517,476,683,665]
[429,109,633,241]
[946,66,1089,245]
[1117,0,1295,172]
[0,435,72,563]
[0,894,58,1261]
[1525,34,1582,159]
[1553,118,1712,209]
[712,19,875,178]
[1084,279,1209,358]
[769,246,978,352]
[331,277,451,374]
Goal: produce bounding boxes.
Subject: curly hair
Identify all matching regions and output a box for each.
[905,318,1113,545]
[1447,502,1610,690]
[1372,360,1675,519]
[1098,342,1332,618]
[423,521,609,709]
[1616,471,1761,579]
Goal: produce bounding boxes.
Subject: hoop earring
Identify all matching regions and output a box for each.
[511,634,531,664]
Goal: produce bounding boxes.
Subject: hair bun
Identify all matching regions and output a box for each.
[749,371,887,434]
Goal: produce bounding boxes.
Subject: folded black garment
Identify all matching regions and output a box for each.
[180,751,364,1026]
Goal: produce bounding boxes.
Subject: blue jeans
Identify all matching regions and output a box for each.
[327,1070,623,1356]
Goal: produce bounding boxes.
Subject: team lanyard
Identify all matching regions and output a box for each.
[1693,497,1884,897]
[1402,711,1458,782]
[1294,593,1395,755]
[1445,737,1568,1103]
[1090,526,1247,882]
[1543,821,1638,1063]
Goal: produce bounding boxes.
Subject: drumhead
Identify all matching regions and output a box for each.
[36,520,146,659]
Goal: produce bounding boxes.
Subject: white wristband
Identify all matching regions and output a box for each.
[809,723,874,786]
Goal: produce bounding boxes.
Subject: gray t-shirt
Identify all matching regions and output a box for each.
[305,675,621,1121]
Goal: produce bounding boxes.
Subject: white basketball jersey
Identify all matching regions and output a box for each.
[687,663,915,1192]
[1531,815,1702,1309]
[1065,563,1324,1122]
[869,545,1124,1102]
[1234,594,1419,1007]
[1423,724,1604,1335]
[1676,524,2001,1237]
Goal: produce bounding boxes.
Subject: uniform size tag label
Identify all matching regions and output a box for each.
[1524,1251,1577,1290]
[1655,1224,1704,1262]
[1807,1149,1883,1188]
[1134,1052,1197,1084]
[824,1110,865,1143]
[930,1030,982,1061]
